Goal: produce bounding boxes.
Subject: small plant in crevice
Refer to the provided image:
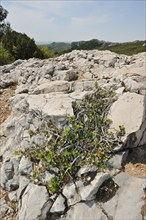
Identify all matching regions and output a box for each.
[16,83,123,194]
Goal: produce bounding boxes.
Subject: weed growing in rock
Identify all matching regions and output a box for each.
[16,83,121,193]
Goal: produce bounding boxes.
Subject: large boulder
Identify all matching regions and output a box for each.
[109,92,146,148]
[33,80,71,94]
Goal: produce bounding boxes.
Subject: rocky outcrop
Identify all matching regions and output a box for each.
[0,50,146,220]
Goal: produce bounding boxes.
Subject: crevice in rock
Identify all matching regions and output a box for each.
[122,144,146,165]
[100,205,114,220]
[46,212,61,220]
[61,192,69,214]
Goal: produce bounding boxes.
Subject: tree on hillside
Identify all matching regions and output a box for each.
[1,30,47,59]
[0,5,11,37]
[0,5,55,64]
[0,42,14,65]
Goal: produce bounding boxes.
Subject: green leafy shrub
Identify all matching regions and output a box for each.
[0,42,14,65]
[37,45,55,58]
[17,83,122,193]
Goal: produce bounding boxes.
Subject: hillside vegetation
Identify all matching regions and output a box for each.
[0,5,54,65]
[100,41,146,56]
[46,42,71,55]
[45,39,146,56]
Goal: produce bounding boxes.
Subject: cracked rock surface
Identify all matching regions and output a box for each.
[0,50,146,219]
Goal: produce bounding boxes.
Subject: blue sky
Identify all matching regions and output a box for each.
[1,0,146,43]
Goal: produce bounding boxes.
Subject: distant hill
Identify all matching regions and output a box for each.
[44,42,71,55]
[70,39,146,56]
[100,40,146,56]
[41,39,146,56]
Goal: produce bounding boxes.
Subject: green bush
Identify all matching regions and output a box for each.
[0,42,14,65]
[16,83,122,193]
[37,45,55,58]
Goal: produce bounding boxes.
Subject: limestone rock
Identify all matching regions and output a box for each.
[0,50,146,220]
[109,92,145,147]
[63,172,110,205]
[80,172,110,201]
[107,151,128,169]
[50,194,66,213]
[62,181,82,206]
[39,171,55,184]
[8,190,18,202]
[0,159,14,188]
[102,172,145,220]
[33,80,70,94]
[17,176,30,199]
[54,69,78,81]
[77,165,98,177]
[0,199,14,218]
[61,201,107,220]
[18,183,52,220]
[27,93,74,119]
[5,178,19,191]
[19,156,33,176]
[0,158,19,191]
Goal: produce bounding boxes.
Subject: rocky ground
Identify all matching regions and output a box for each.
[0,85,16,125]
[0,50,146,219]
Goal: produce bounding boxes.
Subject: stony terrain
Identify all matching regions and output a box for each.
[0,50,146,220]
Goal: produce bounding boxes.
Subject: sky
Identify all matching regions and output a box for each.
[1,0,146,43]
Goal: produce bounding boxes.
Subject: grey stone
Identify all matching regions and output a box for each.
[0,199,14,218]
[77,165,98,177]
[63,172,110,205]
[102,172,145,220]
[84,80,95,91]
[15,85,29,94]
[115,86,125,96]
[5,178,19,191]
[55,69,78,81]
[71,81,84,92]
[27,93,74,118]
[63,181,82,206]
[18,176,30,199]
[107,151,128,169]
[124,77,146,93]
[19,183,52,220]
[50,194,66,213]
[33,80,70,94]
[0,50,146,220]
[0,158,14,188]
[8,190,18,202]
[61,201,107,220]
[0,79,17,89]
[109,92,145,146]
[19,156,33,176]
[11,157,20,176]
[39,171,55,184]
[31,134,45,146]
[80,172,110,201]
